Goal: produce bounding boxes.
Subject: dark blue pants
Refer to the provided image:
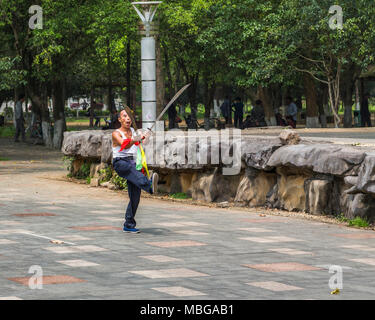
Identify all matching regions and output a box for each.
[113,158,152,229]
[234,112,243,129]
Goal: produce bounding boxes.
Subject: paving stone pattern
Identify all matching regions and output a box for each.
[1,139,375,299]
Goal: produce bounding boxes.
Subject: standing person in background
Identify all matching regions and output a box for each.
[220,96,231,124]
[232,97,244,129]
[285,96,298,128]
[361,93,372,127]
[14,94,26,143]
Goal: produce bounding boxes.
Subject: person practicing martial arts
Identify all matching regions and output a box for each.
[112,109,158,234]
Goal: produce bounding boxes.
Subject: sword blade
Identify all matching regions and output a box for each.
[149,83,191,131]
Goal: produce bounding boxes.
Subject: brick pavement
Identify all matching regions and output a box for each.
[1,139,375,300]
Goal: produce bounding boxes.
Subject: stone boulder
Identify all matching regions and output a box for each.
[346,153,375,195]
[62,130,112,160]
[276,167,312,211]
[242,138,282,170]
[90,162,108,178]
[190,168,241,202]
[304,177,333,215]
[267,144,366,177]
[234,168,277,207]
[344,193,375,223]
[101,133,113,163]
[279,130,301,145]
[190,171,215,202]
[209,168,242,202]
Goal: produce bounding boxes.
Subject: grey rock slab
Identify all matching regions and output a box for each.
[242,138,282,170]
[62,130,113,160]
[267,144,366,176]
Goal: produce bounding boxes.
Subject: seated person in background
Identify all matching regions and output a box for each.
[251,100,266,127]
[243,100,267,128]
[275,112,287,126]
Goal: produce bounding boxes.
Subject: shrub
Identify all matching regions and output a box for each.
[62,156,75,175]
[99,167,113,183]
[111,171,128,190]
[348,217,370,228]
[77,162,91,179]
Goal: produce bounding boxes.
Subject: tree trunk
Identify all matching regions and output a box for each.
[180,59,199,127]
[317,84,327,128]
[204,81,216,130]
[106,40,113,113]
[28,80,52,147]
[163,49,173,101]
[126,40,131,108]
[257,86,276,125]
[303,74,320,128]
[52,77,66,149]
[188,80,198,126]
[341,69,355,128]
[41,88,52,148]
[328,79,341,128]
[175,64,181,93]
[342,88,353,128]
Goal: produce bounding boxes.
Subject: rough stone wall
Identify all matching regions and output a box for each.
[62,130,375,222]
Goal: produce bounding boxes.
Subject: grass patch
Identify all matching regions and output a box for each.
[338,214,370,228]
[0,125,15,138]
[348,217,370,228]
[338,214,350,223]
[0,157,10,161]
[170,192,189,199]
[66,117,90,123]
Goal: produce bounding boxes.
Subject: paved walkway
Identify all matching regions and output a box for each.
[0,138,375,300]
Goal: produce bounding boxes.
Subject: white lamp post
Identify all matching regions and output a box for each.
[131,1,162,129]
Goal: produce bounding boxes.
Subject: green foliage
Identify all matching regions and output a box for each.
[74,161,91,179]
[2,0,375,133]
[0,56,27,90]
[0,107,13,123]
[62,156,91,179]
[111,171,128,190]
[62,156,75,175]
[170,192,190,199]
[0,125,15,138]
[0,157,10,161]
[99,167,113,183]
[338,213,349,223]
[348,217,370,228]
[338,214,370,228]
